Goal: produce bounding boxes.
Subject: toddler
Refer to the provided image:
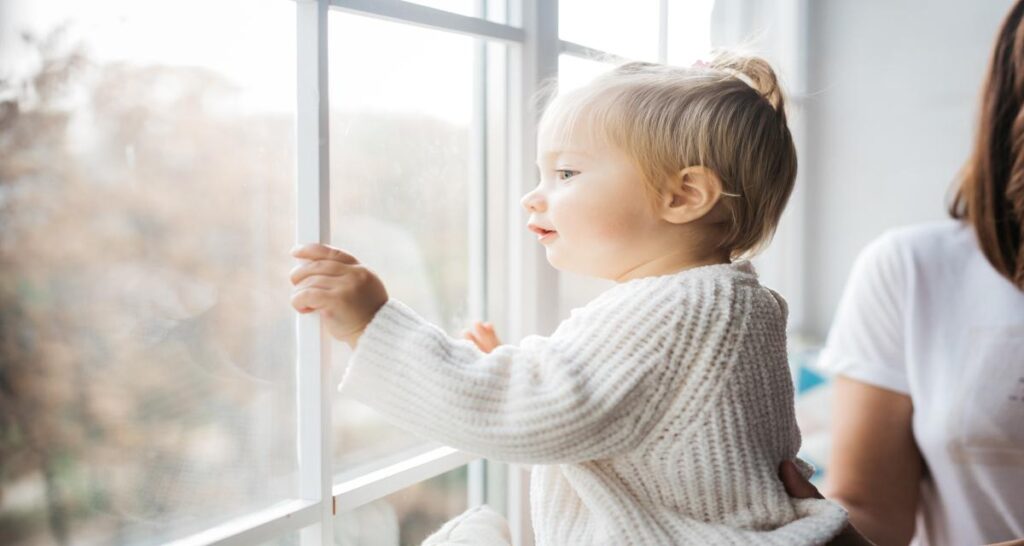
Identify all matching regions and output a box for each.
[290,52,848,545]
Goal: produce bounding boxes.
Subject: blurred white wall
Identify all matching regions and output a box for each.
[801,0,1013,337]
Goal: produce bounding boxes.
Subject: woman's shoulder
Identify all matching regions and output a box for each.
[874,219,974,261]
[846,220,973,284]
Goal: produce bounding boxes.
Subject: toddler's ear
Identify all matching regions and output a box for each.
[660,166,726,225]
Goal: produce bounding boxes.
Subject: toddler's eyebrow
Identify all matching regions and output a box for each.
[536,149,592,164]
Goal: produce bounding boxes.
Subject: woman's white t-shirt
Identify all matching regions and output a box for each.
[817,220,1024,546]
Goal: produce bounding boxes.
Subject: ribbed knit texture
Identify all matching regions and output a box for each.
[341,261,848,545]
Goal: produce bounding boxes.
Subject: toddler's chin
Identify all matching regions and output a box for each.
[543,248,567,271]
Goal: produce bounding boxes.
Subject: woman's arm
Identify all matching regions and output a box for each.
[825,375,923,546]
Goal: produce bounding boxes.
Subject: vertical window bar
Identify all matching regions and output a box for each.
[468,0,490,509]
[509,0,560,344]
[506,0,558,542]
[777,0,809,333]
[658,0,669,63]
[296,0,333,544]
[468,0,491,508]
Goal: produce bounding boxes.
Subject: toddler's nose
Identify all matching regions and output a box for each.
[520,187,546,213]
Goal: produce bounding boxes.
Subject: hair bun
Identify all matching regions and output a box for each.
[708,51,785,113]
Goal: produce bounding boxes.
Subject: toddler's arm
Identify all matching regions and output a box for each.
[340,294,693,464]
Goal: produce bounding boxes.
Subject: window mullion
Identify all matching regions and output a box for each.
[506,0,558,543]
[763,0,810,333]
[330,0,524,43]
[296,0,333,544]
[467,0,490,510]
[558,40,628,63]
[167,500,321,546]
[334,447,479,511]
[658,0,668,63]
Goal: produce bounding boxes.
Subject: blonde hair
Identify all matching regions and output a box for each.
[538,51,797,259]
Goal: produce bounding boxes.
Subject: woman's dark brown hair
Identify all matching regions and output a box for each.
[950,0,1024,288]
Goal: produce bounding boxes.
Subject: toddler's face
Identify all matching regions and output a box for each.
[522,121,666,280]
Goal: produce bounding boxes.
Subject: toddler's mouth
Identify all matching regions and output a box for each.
[528,224,558,244]
[527,224,557,237]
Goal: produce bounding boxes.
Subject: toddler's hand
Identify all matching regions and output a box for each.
[289,243,388,347]
[778,461,875,546]
[462,321,501,353]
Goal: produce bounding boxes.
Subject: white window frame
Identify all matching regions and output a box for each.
[165,0,804,544]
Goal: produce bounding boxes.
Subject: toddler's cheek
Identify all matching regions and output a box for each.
[590,215,640,244]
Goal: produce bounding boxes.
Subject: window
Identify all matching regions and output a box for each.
[559,0,661,61]
[335,467,468,545]
[327,11,486,473]
[0,0,728,544]
[0,1,300,543]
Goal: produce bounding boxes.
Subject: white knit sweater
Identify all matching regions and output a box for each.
[341,261,848,545]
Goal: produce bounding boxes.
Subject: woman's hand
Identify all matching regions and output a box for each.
[289,243,388,347]
[462,321,501,353]
[778,460,875,546]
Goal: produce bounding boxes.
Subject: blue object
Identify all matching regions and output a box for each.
[797,365,828,395]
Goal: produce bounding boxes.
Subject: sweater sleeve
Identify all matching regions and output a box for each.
[339,286,695,464]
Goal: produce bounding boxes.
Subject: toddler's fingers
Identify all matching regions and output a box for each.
[291,286,331,314]
[290,259,358,286]
[291,243,360,264]
[475,323,500,342]
[470,321,492,331]
[295,274,341,291]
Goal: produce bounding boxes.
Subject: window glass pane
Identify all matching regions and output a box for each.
[559,0,660,61]
[558,54,614,94]
[260,531,301,546]
[328,14,495,472]
[337,466,469,545]
[667,0,715,65]
[0,1,299,544]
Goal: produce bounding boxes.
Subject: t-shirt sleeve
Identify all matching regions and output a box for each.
[339,290,693,464]
[816,232,910,394]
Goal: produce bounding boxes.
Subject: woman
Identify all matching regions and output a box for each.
[813,1,1024,544]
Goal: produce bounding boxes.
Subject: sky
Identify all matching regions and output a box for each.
[0,0,298,114]
[0,0,714,123]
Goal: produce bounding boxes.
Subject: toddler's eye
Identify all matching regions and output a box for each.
[555,169,579,181]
